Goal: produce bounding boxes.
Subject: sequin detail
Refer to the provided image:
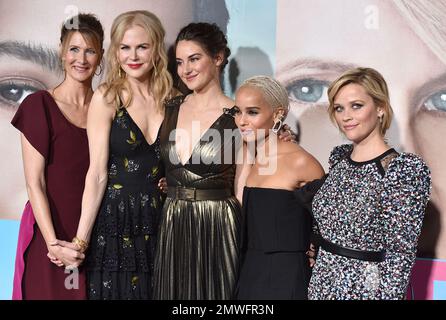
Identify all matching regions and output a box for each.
[309,144,431,300]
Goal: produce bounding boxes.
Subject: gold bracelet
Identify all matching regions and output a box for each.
[72,236,88,253]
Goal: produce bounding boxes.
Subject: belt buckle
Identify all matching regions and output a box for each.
[176,187,196,200]
[185,188,196,200]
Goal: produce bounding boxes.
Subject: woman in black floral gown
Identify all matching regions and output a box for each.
[72,11,173,299]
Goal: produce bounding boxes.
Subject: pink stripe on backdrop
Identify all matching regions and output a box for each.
[12,201,35,300]
[408,259,446,300]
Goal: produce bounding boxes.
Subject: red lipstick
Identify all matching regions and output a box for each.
[128,63,143,69]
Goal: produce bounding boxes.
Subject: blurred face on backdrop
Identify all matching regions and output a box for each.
[0,0,195,219]
[276,0,446,258]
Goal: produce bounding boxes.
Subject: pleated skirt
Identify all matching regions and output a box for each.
[153,196,242,300]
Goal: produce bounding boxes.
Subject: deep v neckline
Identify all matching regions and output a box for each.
[123,108,161,147]
[173,105,228,166]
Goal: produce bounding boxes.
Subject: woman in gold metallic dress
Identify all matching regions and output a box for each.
[153,22,245,300]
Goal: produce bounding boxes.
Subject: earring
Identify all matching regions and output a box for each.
[95,64,103,76]
[118,67,123,78]
[272,118,283,134]
[379,114,383,124]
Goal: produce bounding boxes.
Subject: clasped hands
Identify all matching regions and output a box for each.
[46,239,86,270]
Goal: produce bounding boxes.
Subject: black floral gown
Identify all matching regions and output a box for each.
[86,107,164,300]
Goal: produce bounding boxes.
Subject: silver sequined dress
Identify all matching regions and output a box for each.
[308,145,431,300]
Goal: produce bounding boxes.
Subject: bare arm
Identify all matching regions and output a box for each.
[21,135,83,266]
[21,135,56,246]
[295,151,325,187]
[75,89,114,244]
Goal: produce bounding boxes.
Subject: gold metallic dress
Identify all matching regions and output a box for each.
[153,96,242,300]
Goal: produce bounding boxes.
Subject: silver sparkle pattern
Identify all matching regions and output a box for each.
[308,144,431,300]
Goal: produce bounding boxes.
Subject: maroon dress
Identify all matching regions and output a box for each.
[11,90,89,300]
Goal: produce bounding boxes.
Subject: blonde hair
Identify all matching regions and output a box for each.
[327,67,393,136]
[241,75,290,117]
[393,0,446,66]
[103,10,173,111]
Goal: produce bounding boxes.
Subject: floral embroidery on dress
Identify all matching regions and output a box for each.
[86,102,163,299]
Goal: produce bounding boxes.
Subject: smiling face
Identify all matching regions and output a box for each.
[62,31,101,83]
[234,85,277,143]
[333,83,383,144]
[118,26,153,81]
[175,40,221,92]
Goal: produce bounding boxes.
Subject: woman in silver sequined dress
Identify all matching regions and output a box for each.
[309,67,431,300]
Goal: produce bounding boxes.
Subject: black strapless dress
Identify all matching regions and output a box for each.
[236,187,312,300]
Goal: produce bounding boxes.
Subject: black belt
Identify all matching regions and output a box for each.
[167,187,232,201]
[317,236,386,262]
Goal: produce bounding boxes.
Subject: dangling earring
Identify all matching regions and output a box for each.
[95,64,103,76]
[272,117,284,134]
[118,67,123,78]
[379,114,383,124]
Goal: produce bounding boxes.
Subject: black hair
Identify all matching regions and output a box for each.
[175,22,231,72]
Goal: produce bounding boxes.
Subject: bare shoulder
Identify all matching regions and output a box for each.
[285,143,325,180]
[93,84,114,101]
[223,95,235,106]
[91,85,116,115]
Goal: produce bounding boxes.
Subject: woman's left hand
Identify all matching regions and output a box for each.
[47,252,64,267]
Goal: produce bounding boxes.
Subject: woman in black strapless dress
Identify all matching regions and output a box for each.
[233,76,325,300]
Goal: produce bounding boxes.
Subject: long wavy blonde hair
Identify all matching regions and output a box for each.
[103,10,173,111]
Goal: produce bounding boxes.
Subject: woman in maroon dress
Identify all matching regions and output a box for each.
[11,14,104,300]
